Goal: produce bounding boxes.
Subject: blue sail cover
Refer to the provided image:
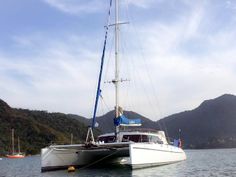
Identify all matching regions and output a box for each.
[114,115,142,126]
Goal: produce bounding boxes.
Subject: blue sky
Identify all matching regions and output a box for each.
[1,0,236,120]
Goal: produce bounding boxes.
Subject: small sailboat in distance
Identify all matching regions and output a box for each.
[6,129,25,159]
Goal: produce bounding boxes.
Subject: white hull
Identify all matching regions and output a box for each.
[41,143,129,172]
[41,142,186,172]
[129,143,186,169]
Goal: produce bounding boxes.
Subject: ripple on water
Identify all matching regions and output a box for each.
[0,149,236,177]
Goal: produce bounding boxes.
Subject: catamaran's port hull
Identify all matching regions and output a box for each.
[41,143,130,172]
[41,143,186,172]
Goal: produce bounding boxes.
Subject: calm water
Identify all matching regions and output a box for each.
[0,149,235,177]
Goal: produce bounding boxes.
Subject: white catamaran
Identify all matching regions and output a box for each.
[41,0,186,172]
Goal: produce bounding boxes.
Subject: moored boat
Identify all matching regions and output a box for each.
[41,129,186,171]
[41,0,186,172]
[6,154,25,159]
[6,129,25,159]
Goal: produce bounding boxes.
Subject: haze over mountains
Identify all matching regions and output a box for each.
[0,94,236,155]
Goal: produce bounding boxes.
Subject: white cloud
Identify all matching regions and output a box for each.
[1,0,236,120]
[125,0,158,8]
[183,2,205,39]
[43,0,106,14]
[0,33,103,117]
[226,0,236,9]
[110,0,236,119]
[43,0,159,15]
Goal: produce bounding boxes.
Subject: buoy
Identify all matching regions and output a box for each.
[68,166,76,172]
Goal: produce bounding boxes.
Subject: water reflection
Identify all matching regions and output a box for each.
[132,163,184,177]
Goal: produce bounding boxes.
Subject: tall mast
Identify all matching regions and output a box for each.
[18,137,20,153]
[70,133,73,144]
[12,129,14,154]
[115,0,120,141]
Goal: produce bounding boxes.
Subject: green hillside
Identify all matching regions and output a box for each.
[0,99,97,155]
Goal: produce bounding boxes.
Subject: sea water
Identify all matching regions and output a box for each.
[0,149,235,177]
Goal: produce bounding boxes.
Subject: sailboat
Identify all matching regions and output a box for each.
[41,0,186,172]
[6,129,25,159]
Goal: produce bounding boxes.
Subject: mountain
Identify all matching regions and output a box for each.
[1,94,236,155]
[94,110,158,133]
[77,94,236,149]
[70,110,159,133]
[0,99,98,155]
[159,94,236,148]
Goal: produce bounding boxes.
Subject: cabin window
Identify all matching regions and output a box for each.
[141,135,149,142]
[148,135,163,144]
[122,135,149,142]
[122,135,139,142]
[98,136,115,143]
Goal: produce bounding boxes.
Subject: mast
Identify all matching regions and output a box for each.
[12,129,14,154]
[114,0,120,141]
[70,133,73,144]
[18,137,20,154]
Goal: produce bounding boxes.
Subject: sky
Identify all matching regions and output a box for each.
[0,0,236,120]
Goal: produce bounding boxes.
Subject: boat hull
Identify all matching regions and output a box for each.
[129,143,186,169]
[41,143,129,172]
[41,143,186,172]
[6,154,25,159]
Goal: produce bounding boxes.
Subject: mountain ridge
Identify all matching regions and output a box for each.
[48,94,236,148]
[159,94,236,148]
[1,93,236,155]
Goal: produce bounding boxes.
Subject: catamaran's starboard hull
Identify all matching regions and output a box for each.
[129,143,186,169]
[41,143,186,172]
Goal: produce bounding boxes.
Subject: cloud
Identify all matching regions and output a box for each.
[42,0,159,15]
[43,0,106,14]
[111,0,236,119]
[183,2,205,39]
[125,0,158,8]
[226,0,236,9]
[1,0,236,120]
[0,32,103,117]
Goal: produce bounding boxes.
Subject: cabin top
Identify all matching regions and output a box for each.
[97,130,168,145]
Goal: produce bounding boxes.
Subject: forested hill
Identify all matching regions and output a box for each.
[0,99,94,155]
